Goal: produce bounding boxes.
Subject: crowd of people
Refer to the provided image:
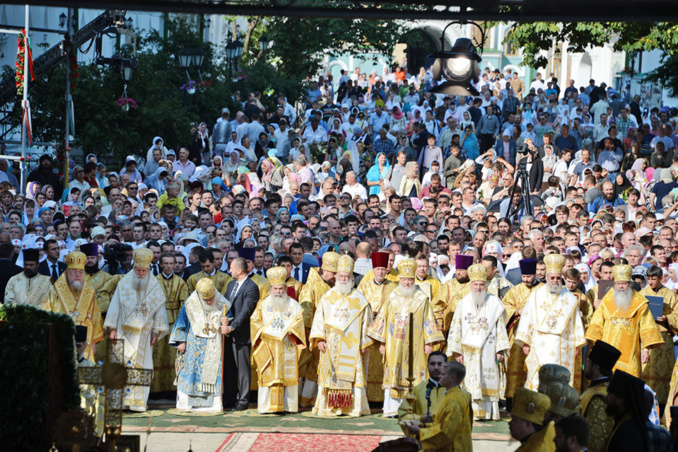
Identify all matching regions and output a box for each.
[3,64,678,451]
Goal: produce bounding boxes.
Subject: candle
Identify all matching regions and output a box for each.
[408,312,414,381]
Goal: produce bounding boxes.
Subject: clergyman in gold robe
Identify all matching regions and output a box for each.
[432,254,472,337]
[153,252,189,394]
[368,259,444,418]
[41,251,104,362]
[80,243,121,364]
[356,251,397,402]
[251,267,306,414]
[638,265,678,408]
[309,255,373,417]
[586,264,663,379]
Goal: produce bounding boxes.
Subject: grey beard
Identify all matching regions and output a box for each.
[132,273,150,294]
[336,280,354,295]
[547,281,562,295]
[614,288,633,311]
[470,290,487,309]
[68,279,83,293]
[270,293,287,311]
[399,284,416,298]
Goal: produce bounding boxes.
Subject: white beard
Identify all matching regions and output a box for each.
[547,281,562,295]
[336,280,354,295]
[201,298,219,312]
[399,284,416,298]
[614,287,633,311]
[68,278,83,294]
[470,290,487,309]
[132,273,150,294]
[270,293,288,312]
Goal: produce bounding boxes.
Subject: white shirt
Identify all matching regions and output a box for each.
[342,183,368,201]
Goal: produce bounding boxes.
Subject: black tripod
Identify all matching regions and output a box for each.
[506,159,533,222]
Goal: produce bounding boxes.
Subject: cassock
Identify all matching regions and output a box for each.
[5,272,52,307]
[86,270,121,315]
[515,284,587,391]
[251,293,306,413]
[502,282,542,399]
[397,379,446,421]
[586,289,664,378]
[447,292,510,420]
[41,274,104,361]
[356,275,397,402]
[298,267,332,406]
[309,286,373,417]
[153,272,189,393]
[415,275,442,301]
[639,285,678,404]
[104,273,170,411]
[579,377,614,452]
[169,289,231,411]
[368,286,444,417]
[432,278,470,336]
[250,273,271,304]
[418,386,473,452]
[187,270,233,295]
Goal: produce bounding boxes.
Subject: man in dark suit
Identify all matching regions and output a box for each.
[289,243,311,284]
[0,242,22,303]
[182,245,204,281]
[223,257,260,411]
[38,239,67,283]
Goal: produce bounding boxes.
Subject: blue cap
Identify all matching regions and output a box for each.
[238,247,255,262]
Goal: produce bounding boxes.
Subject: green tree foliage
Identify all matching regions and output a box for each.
[265,17,405,79]
[504,22,678,69]
[1,17,302,164]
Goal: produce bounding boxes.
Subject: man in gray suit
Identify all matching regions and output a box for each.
[223,257,260,411]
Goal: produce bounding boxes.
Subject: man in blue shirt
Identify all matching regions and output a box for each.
[588,181,625,213]
[555,124,578,152]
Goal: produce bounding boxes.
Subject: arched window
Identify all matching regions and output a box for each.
[505,30,518,57]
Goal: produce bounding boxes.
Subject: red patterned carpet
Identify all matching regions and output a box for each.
[217,432,399,452]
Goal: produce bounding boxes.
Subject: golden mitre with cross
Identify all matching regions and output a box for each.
[267,266,288,286]
[612,264,633,282]
[468,263,488,282]
[398,259,416,278]
[66,251,86,270]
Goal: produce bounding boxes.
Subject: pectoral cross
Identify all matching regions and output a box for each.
[78,339,152,446]
[202,323,216,334]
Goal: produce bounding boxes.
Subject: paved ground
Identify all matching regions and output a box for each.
[129,432,518,452]
[121,402,519,452]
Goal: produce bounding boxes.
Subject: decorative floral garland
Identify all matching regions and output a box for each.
[15,29,29,96]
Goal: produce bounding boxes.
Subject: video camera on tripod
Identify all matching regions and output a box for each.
[506,144,533,221]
